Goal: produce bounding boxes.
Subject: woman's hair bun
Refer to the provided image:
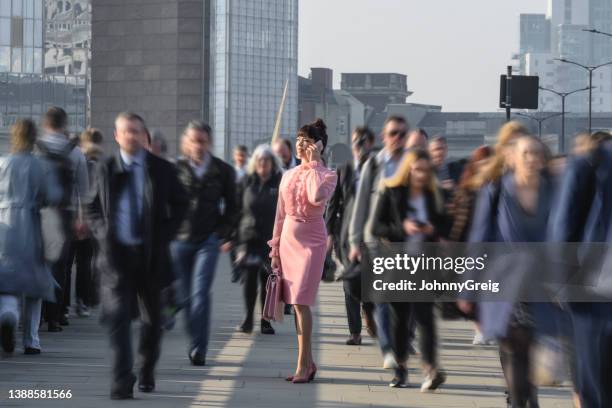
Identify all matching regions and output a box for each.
[313,118,327,134]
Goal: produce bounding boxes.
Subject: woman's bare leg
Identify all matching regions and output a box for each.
[293,304,313,377]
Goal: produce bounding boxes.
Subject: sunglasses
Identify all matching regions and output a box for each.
[388,129,407,138]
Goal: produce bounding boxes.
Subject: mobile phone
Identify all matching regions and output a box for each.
[315,140,324,152]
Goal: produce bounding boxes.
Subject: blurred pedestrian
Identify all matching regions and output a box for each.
[372,149,447,391]
[273,137,300,170]
[233,145,249,183]
[171,120,237,367]
[429,136,464,195]
[233,144,282,335]
[38,106,89,332]
[348,115,408,370]
[406,128,429,150]
[64,128,105,316]
[470,134,553,408]
[326,126,376,345]
[0,119,62,355]
[550,132,612,408]
[88,112,188,399]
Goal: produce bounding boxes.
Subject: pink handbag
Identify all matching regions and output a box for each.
[263,266,284,322]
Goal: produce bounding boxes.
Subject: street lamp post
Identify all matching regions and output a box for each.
[555,58,612,134]
[539,86,590,153]
[515,112,564,140]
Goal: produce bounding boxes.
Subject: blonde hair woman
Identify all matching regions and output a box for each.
[474,121,529,188]
[371,149,447,391]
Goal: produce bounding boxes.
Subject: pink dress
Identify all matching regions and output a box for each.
[268,160,337,306]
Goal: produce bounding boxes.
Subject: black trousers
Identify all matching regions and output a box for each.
[105,244,162,390]
[43,212,74,324]
[242,263,268,324]
[343,275,374,335]
[388,302,437,366]
[63,238,95,310]
[499,325,539,408]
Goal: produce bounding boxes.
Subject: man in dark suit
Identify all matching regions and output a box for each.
[88,112,188,399]
[326,127,376,346]
[550,137,612,408]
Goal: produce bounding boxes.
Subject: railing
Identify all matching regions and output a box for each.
[0,72,88,134]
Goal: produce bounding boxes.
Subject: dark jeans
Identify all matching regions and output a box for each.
[63,238,95,310]
[242,263,268,325]
[388,302,437,366]
[170,235,220,356]
[499,325,539,408]
[106,244,162,389]
[343,276,374,335]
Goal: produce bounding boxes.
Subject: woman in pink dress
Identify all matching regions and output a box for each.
[269,119,337,384]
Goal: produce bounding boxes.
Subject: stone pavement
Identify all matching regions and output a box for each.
[0,255,573,407]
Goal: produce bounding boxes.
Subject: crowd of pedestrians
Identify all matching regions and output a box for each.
[0,106,611,407]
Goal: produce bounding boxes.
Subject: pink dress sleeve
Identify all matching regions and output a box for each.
[267,177,286,258]
[305,161,338,206]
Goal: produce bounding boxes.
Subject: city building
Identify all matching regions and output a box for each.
[91,0,298,160]
[340,72,412,113]
[0,0,88,153]
[209,0,298,159]
[299,68,366,145]
[516,0,612,114]
[520,14,551,54]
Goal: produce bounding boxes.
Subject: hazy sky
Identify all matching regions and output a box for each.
[299,0,547,112]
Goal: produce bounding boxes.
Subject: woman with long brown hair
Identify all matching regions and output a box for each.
[0,119,62,354]
[371,149,447,391]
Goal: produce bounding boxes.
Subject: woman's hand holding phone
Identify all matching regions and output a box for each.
[306,141,323,163]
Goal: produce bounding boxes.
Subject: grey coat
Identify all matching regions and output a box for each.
[0,153,62,300]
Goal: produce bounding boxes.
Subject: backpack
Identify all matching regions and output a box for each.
[36,139,77,208]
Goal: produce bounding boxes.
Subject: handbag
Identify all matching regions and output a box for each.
[262,266,284,322]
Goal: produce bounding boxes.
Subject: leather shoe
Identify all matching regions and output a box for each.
[24,347,41,355]
[189,349,206,366]
[138,371,155,393]
[110,374,136,400]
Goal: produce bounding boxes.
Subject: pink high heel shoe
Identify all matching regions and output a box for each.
[291,363,317,384]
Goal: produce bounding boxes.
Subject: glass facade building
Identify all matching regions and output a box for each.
[0,0,89,152]
[210,0,298,159]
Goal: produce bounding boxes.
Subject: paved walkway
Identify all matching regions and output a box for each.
[1,255,573,407]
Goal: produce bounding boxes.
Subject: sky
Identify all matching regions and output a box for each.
[299,0,548,112]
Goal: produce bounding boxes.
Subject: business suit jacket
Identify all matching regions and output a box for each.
[88,150,189,317]
[325,160,362,266]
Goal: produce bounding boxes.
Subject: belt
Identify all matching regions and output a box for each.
[287,214,322,223]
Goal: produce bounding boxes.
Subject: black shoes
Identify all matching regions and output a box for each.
[47,321,63,332]
[189,349,206,366]
[1,322,15,353]
[389,367,409,388]
[260,320,275,335]
[420,369,447,393]
[59,315,69,326]
[24,347,41,355]
[238,320,253,334]
[345,335,362,346]
[110,374,136,400]
[138,371,155,393]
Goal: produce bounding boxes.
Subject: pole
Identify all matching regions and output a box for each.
[560,96,566,153]
[506,66,512,121]
[588,70,593,134]
[538,120,542,139]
